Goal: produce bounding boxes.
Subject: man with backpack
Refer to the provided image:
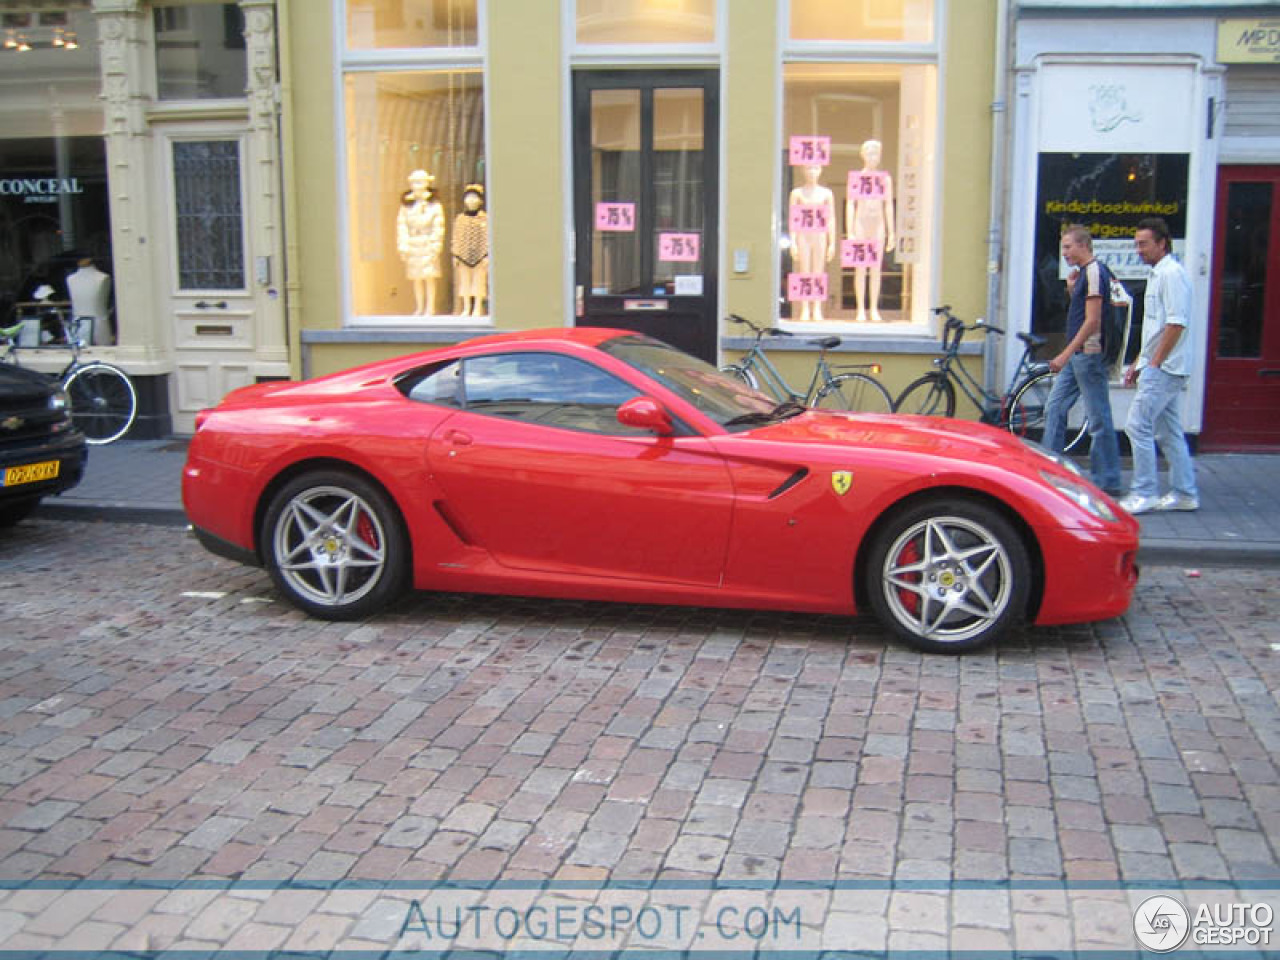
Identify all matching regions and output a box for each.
[1043,225,1124,496]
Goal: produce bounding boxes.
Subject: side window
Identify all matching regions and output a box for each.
[400,360,462,407]
[462,353,645,434]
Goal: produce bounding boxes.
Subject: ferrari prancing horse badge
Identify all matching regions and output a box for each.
[831,471,853,496]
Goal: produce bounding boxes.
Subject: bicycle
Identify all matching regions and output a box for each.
[1,310,137,445]
[720,314,894,414]
[893,306,1087,451]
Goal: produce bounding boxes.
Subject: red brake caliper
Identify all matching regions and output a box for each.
[897,538,921,616]
[357,511,380,551]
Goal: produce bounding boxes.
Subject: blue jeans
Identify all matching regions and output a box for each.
[1043,351,1123,492]
[1125,366,1198,499]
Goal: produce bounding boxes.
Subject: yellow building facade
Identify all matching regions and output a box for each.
[282,0,996,399]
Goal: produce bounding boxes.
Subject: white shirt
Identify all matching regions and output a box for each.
[1138,253,1192,377]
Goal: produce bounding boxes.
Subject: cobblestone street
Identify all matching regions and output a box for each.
[2,517,1279,948]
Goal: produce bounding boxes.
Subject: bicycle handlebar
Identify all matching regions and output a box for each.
[726,314,793,338]
[933,305,1005,352]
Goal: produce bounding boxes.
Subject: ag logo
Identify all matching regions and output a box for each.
[1134,895,1190,952]
[830,471,853,496]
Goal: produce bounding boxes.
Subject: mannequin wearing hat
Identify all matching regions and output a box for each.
[396,169,445,315]
[845,139,895,323]
[451,184,489,317]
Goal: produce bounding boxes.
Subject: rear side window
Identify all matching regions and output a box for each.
[399,361,462,407]
[462,352,644,434]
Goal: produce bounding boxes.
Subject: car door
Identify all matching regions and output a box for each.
[423,351,735,586]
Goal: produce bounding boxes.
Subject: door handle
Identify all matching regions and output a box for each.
[194,300,228,310]
[1260,369,1280,378]
[443,429,472,446]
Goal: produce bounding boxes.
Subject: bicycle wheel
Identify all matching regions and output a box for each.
[895,373,956,417]
[1009,372,1088,451]
[719,364,759,390]
[814,373,894,414]
[64,361,137,445]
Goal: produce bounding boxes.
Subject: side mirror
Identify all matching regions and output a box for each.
[617,396,673,436]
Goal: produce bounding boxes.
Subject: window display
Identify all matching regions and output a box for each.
[346,0,478,50]
[790,0,933,44]
[344,70,485,319]
[780,62,935,328]
[576,0,715,45]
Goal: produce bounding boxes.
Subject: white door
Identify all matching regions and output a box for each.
[159,129,258,433]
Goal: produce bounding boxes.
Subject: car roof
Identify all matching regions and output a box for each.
[459,326,635,350]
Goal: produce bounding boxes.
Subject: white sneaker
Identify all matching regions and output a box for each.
[1156,492,1199,512]
[1118,493,1161,515]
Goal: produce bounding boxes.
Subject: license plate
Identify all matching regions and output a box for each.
[2,460,60,487]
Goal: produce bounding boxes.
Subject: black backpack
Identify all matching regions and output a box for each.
[1095,259,1126,367]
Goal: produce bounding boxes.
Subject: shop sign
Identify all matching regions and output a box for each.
[840,239,882,269]
[1217,18,1280,64]
[657,232,700,262]
[788,136,830,167]
[786,273,827,301]
[595,202,635,232]
[0,177,86,204]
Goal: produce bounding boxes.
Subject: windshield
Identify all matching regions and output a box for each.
[599,335,783,431]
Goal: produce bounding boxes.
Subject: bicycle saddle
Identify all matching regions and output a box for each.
[809,337,841,350]
[1017,332,1047,348]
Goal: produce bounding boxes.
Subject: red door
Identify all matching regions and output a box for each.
[1202,166,1280,450]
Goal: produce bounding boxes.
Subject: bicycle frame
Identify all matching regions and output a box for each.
[739,345,836,406]
[932,318,1047,425]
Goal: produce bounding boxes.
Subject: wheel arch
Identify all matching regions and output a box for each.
[252,457,413,570]
[853,485,1046,622]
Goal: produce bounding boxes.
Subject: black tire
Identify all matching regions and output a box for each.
[63,362,137,445]
[0,498,40,528]
[895,373,956,417]
[814,373,894,414]
[1010,372,1088,451]
[261,470,409,620]
[719,364,759,390]
[866,498,1030,654]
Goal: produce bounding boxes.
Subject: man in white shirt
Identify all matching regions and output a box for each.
[1118,217,1199,515]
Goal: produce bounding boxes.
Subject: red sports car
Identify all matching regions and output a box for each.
[182,328,1138,653]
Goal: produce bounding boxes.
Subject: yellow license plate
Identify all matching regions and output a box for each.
[3,460,60,487]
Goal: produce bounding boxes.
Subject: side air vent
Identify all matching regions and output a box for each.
[768,468,809,500]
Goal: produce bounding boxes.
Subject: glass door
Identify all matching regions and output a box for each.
[573,71,718,362]
[1203,166,1280,451]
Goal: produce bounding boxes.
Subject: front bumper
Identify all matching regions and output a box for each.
[0,429,88,503]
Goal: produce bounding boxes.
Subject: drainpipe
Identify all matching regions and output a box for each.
[984,0,1012,393]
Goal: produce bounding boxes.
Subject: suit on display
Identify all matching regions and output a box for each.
[67,259,112,345]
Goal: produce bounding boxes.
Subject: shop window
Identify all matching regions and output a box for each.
[154,3,247,100]
[790,0,933,44]
[0,9,111,336]
[576,0,715,45]
[779,62,935,328]
[1031,152,1189,359]
[346,0,478,50]
[344,70,487,319]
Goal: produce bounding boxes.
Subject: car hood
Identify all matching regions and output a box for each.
[0,364,59,402]
[743,410,1049,469]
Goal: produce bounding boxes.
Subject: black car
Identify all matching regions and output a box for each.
[0,364,87,526]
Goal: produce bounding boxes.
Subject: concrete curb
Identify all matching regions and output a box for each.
[38,501,190,528]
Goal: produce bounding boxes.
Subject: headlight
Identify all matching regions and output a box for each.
[1040,470,1118,522]
[49,388,69,412]
[1024,439,1085,478]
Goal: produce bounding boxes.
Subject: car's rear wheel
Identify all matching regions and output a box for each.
[262,470,408,619]
[866,499,1029,654]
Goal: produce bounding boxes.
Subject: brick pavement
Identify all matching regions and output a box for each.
[1,517,1278,948]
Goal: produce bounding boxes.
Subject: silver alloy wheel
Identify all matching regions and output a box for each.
[879,514,1014,645]
[272,484,388,608]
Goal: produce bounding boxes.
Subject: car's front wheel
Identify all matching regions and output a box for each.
[866,499,1029,653]
[262,470,408,619]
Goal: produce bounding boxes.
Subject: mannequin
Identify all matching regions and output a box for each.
[66,257,112,345]
[845,139,896,323]
[396,169,445,315]
[787,165,836,322]
[451,184,489,317]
